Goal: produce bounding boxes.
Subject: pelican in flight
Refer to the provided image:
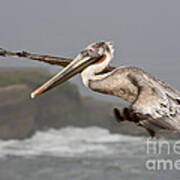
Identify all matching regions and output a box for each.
[31,41,180,137]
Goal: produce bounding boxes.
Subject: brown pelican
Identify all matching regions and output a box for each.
[30,41,180,137]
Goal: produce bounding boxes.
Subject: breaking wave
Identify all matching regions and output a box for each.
[0,126,145,158]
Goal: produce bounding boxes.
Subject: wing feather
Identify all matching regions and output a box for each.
[128,69,180,133]
[91,66,180,135]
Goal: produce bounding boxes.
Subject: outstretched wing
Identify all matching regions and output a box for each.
[0,48,72,67]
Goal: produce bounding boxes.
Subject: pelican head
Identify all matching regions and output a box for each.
[31,41,114,98]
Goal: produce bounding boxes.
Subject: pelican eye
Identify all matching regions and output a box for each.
[86,48,100,58]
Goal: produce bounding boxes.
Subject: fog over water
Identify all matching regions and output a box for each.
[0,0,180,99]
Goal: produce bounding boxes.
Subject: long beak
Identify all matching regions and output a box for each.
[31,54,99,98]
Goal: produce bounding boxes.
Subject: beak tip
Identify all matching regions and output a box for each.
[30,92,36,99]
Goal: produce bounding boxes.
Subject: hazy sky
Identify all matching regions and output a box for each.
[0,0,180,100]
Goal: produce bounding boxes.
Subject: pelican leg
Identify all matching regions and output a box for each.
[134,113,156,137]
[146,128,156,138]
[123,107,133,121]
[137,121,156,138]
[113,107,156,137]
[125,109,157,137]
[113,107,124,122]
[113,107,136,122]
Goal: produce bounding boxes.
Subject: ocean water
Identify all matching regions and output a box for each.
[0,126,179,180]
